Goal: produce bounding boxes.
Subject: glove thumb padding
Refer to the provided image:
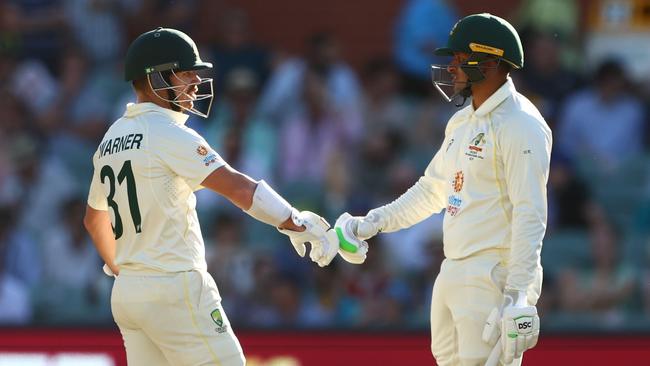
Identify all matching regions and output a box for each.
[482,307,500,346]
[335,213,369,264]
[279,210,330,257]
[351,212,381,240]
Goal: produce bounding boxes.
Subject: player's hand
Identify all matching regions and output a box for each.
[334,212,369,264]
[309,229,340,267]
[482,290,539,364]
[277,210,337,266]
[501,304,539,363]
[102,263,119,277]
[343,211,382,241]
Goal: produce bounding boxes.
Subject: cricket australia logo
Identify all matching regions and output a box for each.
[210,308,228,333]
[465,132,486,160]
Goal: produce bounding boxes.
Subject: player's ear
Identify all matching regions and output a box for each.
[481,57,500,75]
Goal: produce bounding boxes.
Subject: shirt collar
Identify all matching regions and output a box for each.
[473,77,516,117]
[124,102,189,125]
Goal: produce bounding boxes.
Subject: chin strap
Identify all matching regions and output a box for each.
[454,84,473,107]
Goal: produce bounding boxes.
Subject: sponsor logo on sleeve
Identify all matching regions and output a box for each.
[203,154,218,166]
[452,171,464,192]
[447,195,462,217]
[197,145,208,156]
[197,145,219,166]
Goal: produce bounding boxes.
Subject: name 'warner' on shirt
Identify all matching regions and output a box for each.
[98,133,143,158]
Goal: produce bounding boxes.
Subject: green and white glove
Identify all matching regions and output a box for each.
[334,212,372,264]
[278,210,339,267]
[482,289,539,365]
[501,304,539,363]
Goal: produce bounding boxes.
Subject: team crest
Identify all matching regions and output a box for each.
[210,308,228,333]
[471,132,485,149]
[197,145,208,156]
[452,171,464,192]
[465,132,487,160]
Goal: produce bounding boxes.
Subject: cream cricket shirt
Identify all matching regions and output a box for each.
[87,103,225,273]
[372,78,552,291]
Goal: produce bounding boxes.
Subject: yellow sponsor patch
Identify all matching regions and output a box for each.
[469,42,504,56]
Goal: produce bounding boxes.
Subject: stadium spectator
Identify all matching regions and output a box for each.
[516,29,582,128]
[0,206,32,325]
[63,0,132,65]
[278,69,360,193]
[206,8,271,98]
[558,222,637,327]
[206,213,256,324]
[37,198,109,324]
[392,0,458,96]
[360,58,414,132]
[205,68,277,182]
[557,59,645,171]
[1,0,67,73]
[547,152,606,231]
[258,32,362,127]
[298,263,356,327]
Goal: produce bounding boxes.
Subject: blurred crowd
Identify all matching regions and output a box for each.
[1,0,650,333]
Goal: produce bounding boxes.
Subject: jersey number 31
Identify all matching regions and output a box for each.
[101,160,142,239]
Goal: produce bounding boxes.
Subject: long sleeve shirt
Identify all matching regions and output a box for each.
[371,78,552,291]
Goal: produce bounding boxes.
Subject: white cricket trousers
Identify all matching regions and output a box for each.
[430,249,542,366]
[111,269,245,366]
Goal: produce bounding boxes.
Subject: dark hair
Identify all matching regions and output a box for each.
[594,58,625,83]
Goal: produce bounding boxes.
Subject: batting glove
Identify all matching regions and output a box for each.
[501,304,539,363]
[278,210,338,267]
[482,290,539,365]
[334,212,369,264]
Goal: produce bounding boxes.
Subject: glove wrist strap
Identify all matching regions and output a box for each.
[504,289,528,308]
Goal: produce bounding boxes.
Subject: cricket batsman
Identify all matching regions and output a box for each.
[332,13,552,365]
[83,27,338,365]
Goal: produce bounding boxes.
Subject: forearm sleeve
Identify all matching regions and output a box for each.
[244,180,294,227]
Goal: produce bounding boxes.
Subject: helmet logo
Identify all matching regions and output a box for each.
[469,43,504,57]
[154,32,161,38]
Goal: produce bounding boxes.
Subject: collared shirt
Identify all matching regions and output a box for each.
[87,103,225,273]
[374,78,552,290]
